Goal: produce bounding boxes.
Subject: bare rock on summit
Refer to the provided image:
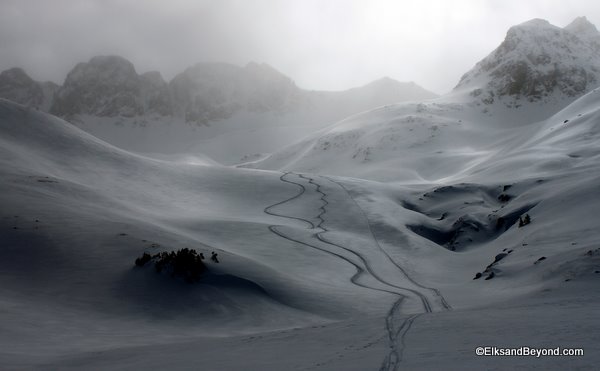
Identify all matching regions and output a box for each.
[0,68,56,111]
[169,62,305,124]
[50,56,146,118]
[455,17,600,106]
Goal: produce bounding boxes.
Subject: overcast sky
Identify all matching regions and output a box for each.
[1,0,599,94]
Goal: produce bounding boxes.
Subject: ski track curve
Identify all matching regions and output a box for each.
[264,172,402,297]
[264,171,443,369]
[298,174,435,314]
[323,176,452,311]
[264,172,315,229]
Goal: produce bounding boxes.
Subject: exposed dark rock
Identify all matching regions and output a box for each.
[494,253,508,263]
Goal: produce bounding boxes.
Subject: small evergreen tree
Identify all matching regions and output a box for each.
[135,248,207,283]
[135,252,152,267]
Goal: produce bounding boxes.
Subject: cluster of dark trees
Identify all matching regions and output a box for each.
[518,214,531,228]
[135,248,208,283]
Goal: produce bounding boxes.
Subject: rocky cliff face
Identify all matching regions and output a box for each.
[140,71,173,117]
[0,68,56,111]
[0,55,439,125]
[0,55,440,127]
[50,56,145,118]
[3,17,600,122]
[169,62,305,124]
[49,56,174,119]
[455,17,600,106]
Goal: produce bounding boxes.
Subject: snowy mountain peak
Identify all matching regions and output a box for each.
[455,17,600,107]
[513,18,551,28]
[564,16,599,37]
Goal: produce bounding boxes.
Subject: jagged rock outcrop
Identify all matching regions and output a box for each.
[0,56,438,125]
[140,71,173,117]
[455,17,600,106]
[0,68,56,110]
[169,62,305,124]
[50,56,146,118]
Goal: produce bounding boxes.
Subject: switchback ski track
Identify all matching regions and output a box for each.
[263,171,451,369]
[323,176,452,311]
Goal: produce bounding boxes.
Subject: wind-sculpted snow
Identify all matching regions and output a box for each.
[1,82,600,369]
[249,87,600,183]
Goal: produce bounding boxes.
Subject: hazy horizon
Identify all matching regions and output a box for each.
[1,0,600,95]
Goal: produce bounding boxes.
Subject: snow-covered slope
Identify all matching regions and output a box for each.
[0,99,438,367]
[249,17,600,181]
[1,98,598,370]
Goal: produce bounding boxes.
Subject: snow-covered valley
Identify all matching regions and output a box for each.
[2,88,599,368]
[1,15,600,371]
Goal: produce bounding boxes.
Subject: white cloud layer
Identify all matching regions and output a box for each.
[1,0,599,93]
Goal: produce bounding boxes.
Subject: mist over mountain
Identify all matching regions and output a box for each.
[250,17,600,180]
[0,56,436,163]
[0,57,437,123]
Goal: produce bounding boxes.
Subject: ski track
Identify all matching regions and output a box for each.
[323,176,452,311]
[263,171,448,369]
[299,173,435,313]
[379,313,421,371]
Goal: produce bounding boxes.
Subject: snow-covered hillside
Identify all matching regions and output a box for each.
[1,94,599,369]
[249,17,600,181]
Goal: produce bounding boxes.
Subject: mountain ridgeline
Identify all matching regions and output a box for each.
[4,17,600,123]
[0,56,437,124]
[248,17,600,181]
[2,16,600,166]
